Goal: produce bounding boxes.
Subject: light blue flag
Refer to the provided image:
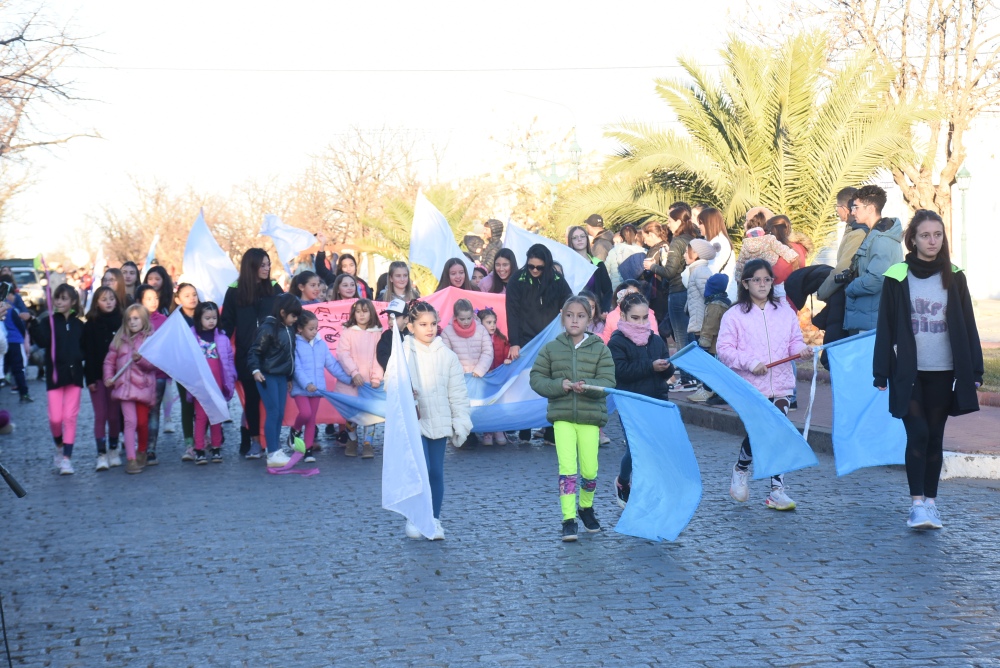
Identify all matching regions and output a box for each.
[319,386,385,427]
[672,344,818,479]
[409,191,474,279]
[182,209,239,305]
[141,233,159,281]
[826,331,906,475]
[504,220,597,293]
[609,388,702,542]
[260,214,316,278]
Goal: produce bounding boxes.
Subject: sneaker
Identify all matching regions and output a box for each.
[764,486,797,510]
[53,448,63,469]
[325,424,337,437]
[345,441,359,457]
[108,449,123,468]
[429,519,445,541]
[405,520,422,539]
[304,448,316,463]
[361,442,374,459]
[788,400,799,411]
[163,422,176,434]
[58,457,75,475]
[615,476,630,509]
[705,394,728,407]
[579,506,601,532]
[688,387,715,403]
[287,428,301,450]
[672,379,700,392]
[481,433,494,446]
[494,431,507,445]
[146,451,159,467]
[181,447,196,462]
[95,453,110,472]
[729,465,750,503]
[599,429,611,446]
[561,519,578,542]
[210,448,223,463]
[19,393,33,403]
[772,397,790,415]
[125,458,143,474]
[907,503,935,529]
[195,449,207,465]
[266,449,292,468]
[924,503,943,529]
[136,451,147,468]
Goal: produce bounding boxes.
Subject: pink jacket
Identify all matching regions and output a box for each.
[337,326,384,385]
[716,298,806,398]
[440,320,493,376]
[102,331,157,405]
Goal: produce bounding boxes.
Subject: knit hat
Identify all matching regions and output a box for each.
[688,238,719,260]
[704,273,729,298]
[485,219,504,238]
[584,213,605,229]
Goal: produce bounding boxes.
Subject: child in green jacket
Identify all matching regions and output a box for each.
[529,295,616,542]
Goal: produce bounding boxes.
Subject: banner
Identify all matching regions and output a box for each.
[182,209,239,305]
[504,220,597,293]
[408,191,474,279]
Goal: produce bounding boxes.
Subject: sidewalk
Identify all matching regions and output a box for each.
[676,378,1000,480]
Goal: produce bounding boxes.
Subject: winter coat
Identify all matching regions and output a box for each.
[785,265,832,312]
[220,280,284,371]
[246,316,296,378]
[505,270,572,348]
[481,220,505,269]
[716,299,806,398]
[489,331,511,370]
[337,326,384,386]
[529,333,616,427]
[844,218,904,332]
[191,328,237,401]
[440,320,493,377]
[376,327,410,372]
[584,258,614,313]
[292,334,352,397]
[605,243,646,290]
[599,306,659,344]
[82,311,123,386]
[685,260,713,333]
[641,240,672,318]
[591,229,615,262]
[102,332,157,405]
[29,312,85,390]
[404,336,472,443]
[650,233,694,295]
[817,221,869,301]
[874,263,982,419]
[607,329,670,401]
[698,296,732,355]
[617,251,648,284]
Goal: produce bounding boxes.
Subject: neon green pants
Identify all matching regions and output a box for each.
[554,421,600,521]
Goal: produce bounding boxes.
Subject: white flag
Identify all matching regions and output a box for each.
[408,191,474,280]
[139,309,230,425]
[141,233,160,280]
[85,244,106,312]
[381,315,436,538]
[182,209,239,305]
[260,214,316,274]
[504,220,597,293]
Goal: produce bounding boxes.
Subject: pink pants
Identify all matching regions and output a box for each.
[292,396,322,447]
[47,386,82,443]
[194,400,222,449]
[89,383,122,441]
[120,401,149,460]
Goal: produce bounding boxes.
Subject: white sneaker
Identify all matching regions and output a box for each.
[688,387,715,403]
[729,465,750,503]
[908,503,935,529]
[53,448,62,469]
[429,519,445,541]
[924,503,943,529]
[58,457,75,475]
[764,486,797,510]
[95,453,110,472]
[163,421,176,434]
[245,441,263,459]
[181,447,196,462]
[108,449,122,468]
[405,520,422,539]
[266,449,292,468]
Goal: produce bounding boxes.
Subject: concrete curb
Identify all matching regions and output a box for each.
[941,451,1000,480]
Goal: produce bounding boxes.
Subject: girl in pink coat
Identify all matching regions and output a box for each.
[337,298,384,457]
[102,304,158,474]
[441,299,493,445]
[716,259,812,511]
[189,302,237,464]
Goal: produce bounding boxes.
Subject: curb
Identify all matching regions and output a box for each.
[795,368,1000,408]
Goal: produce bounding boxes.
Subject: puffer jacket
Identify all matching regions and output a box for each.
[529,333,616,427]
[844,217,903,332]
[685,259,712,333]
[607,329,671,400]
[698,297,732,355]
[716,298,806,398]
[190,327,238,401]
[337,326,384,384]
[604,243,646,289]
[405,336,472,443]
[246,316,296,378]
[292,334,352,397]
[650,233,694,295]
[83,311,122,386]
[102,332,157,405]
[440,320,493,376]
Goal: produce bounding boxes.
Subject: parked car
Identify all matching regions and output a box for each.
[0,259,44,310]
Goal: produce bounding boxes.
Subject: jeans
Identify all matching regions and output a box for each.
[422,436,446,518]
[4,346,27,396]
[256,374,288,453]
[667,291,692,382]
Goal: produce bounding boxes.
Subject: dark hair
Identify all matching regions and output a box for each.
[765,215,792,245]
[236,248,275,307]
[854,184,887,215]
[143,266,174,314]
[642,220,670,245]
[172,282,199,314]
[904,210,953,288]
[619,224,640,246]
[296,310,319,330]
[135,285,160,312]
[747,211,768,230]
[472,266,487,280]
[336,253,358,276]
[577,289,605,323]
[698,207,730,243]
[291,270,318,299]
[476,307,507,342]
[566,226,593,257]
[194,301,219,332]
[669,207,699,238]
[103,268,127,307]
[736,259,781,313]
[345,298,380,329]
[488,249,518,294]
[436,258,475,292]
[120,260,139,279]
[52,283,80,315]
[619,291,649,316]
[331,273,358,300]
[836,186,859,208]
[86,286,121,319]
[271,292,303,320]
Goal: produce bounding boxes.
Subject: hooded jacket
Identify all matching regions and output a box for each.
[405,335,472,443]
[590,229,615,262]
[604,242,646,289]
[529,332,616,427]
[102,332,157,405]
[505,247,573,348]
[685,259,713,333]
[292,333,352,397]
[607,328,671,400]
[844,217,904,331]
[191,327,238,401]
[716,298,806,398]
[480,219,505,270]
[29,312,85,391]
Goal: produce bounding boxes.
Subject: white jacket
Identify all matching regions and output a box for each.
[686,259,712,333]
[404,336,473,443]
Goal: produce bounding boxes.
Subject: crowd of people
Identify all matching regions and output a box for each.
[0,187,983,539]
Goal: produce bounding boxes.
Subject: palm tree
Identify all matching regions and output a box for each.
[565,31,920,251]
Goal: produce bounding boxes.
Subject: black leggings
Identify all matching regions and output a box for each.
[903,370,952,499]
[238,365,262,438]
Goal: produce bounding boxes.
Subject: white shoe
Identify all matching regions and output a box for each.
[58,457,75,475]
[108,449,122,468]
[405,521,422,539]
[163,422,175,434]
[95,453,110,472]
[924,503,943,529]
[908,503,935,529]
[53,448,62,469]
[764,486,797,510]
[729,465,750,503]
[688,387,715,403]
[266,449,292,468]
[181,446,196,462]
[429,519,445,541]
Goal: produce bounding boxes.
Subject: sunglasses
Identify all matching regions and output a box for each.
[526,263,545,272]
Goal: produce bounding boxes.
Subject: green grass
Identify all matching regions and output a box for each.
[983,348,1000,394]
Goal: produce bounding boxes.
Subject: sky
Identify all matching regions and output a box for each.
[4,0,773,259]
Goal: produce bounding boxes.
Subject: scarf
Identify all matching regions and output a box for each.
[905,252,949,280]
[617,321,650,346]
[452,318,477,339]
[197,328,216,343]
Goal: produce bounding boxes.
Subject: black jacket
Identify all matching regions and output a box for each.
[873,264,983,419]
[220,281,284,368]
[29,312,85,390]
[82,311,122,386]
[505,270,572,348]
[376,326,410,372]
[586,261,614,314]
[607,329,672,401]
[247,316,296,379]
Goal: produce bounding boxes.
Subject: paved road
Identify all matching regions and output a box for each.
[1,382,999,667]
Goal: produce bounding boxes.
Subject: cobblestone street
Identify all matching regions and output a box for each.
[1,384,999,667]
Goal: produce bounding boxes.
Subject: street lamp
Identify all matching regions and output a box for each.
[526,129,582,202]
[957,164,972,270]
